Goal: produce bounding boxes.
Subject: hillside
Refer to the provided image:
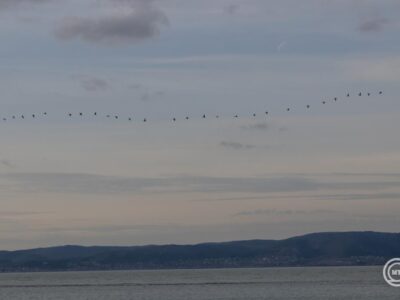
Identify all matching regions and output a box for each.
[0,231,399,272]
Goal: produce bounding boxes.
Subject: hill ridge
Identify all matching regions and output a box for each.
[0,231,399,272]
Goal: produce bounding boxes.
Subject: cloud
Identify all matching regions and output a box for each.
[128,83,143,90]
[235,209,339,217]
[0,173,325,195]
[79,77,110,92]
[148,90,166,99]
[224,4,239,15]
[1,172,400,197]
[140,90,166,101]
[42,223,169,234]
[140,92,150,101]
[125,82,165,100]
[1,159,15,169]
[277,41,287,52]
[0,211,52,217]
[1,173,171,195]
[220,141,256,150]
[343,56,400,82]
[359,17,389,33]
[0,0,51,9]
[155,90,165,97]
[55,0,168,45]
[240,122,270,131]
[0,173,317,195]
[198,191,400,202]
[306,193,400,201]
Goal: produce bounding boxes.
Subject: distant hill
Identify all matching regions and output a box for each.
[1,231,399,272]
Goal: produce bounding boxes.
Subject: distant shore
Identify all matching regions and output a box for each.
[0,231,398,273]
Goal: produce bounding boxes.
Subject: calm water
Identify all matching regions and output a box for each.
[0,266,398,299]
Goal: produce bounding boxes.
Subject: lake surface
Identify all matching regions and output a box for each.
[0,266,398,299]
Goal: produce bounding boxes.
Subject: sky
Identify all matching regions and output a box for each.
[0,0,399,250]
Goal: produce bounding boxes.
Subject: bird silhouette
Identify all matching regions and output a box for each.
[2,89,385,126]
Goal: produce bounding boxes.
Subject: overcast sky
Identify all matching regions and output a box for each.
[0,0,399,250]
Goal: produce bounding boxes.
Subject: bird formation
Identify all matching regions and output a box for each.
[1,91,384,123]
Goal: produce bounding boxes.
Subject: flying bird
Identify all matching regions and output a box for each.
[2,89,385,126]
